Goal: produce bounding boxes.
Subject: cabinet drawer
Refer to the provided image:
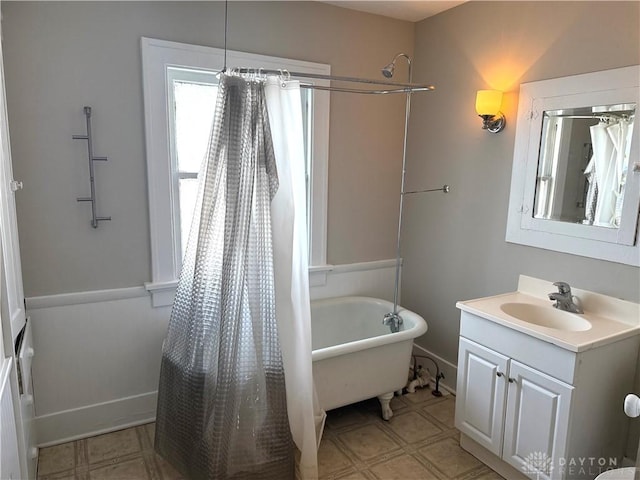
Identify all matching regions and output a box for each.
[17,319,38,477]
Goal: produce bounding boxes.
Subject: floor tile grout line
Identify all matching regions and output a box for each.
[38,397,503,480]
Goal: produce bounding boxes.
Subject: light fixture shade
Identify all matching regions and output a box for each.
[475,90,503,115]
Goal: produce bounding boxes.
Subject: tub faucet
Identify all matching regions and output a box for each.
[548,281,583,314]
[383,311,403,333]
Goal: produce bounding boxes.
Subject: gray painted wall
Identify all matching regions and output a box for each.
[403,0,639,458]
[405,0,639,367]
[2,1,413,296]
[3,0,640,460]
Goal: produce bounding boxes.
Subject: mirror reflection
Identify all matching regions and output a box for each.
[533,103,636,228]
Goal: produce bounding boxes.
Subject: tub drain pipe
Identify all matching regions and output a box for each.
[413,355,445,397]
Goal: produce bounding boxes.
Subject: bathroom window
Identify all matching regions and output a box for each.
[141,38,330,306]
[167,68,218,260]
[167,67,315,260]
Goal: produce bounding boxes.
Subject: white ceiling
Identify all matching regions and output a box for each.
[320,1,466,22]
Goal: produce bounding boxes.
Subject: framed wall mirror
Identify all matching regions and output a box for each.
[506,66,640,266]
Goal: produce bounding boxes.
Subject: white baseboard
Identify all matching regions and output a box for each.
[411,344,457,394]
[36,391,157,447]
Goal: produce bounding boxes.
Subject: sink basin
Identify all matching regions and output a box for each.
[500,302,592,332]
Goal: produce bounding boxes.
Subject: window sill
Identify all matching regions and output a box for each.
[309,264,333,287]
[144,281,179,308]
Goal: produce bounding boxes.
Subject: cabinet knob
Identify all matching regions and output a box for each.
[496,372,503,377]
[508,377,517,384]
[624,394,640,418]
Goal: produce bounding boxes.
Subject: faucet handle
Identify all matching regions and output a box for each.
[553,281,571,294]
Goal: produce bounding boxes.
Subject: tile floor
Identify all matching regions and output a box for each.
[37,389,503,480]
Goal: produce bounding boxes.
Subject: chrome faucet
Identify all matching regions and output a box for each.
[383,311,403,333]
[548,281,583,313]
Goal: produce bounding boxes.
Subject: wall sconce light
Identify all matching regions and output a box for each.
[475,90,505,133]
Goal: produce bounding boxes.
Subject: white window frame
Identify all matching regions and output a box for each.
[166,68,218,261]
[141,37,330,306]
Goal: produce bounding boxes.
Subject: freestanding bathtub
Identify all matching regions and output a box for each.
[310,296,428,420]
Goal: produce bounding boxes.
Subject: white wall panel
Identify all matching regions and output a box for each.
[28,261,398,446]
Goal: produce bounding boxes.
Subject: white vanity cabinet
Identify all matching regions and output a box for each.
[455,309,640,480]
[456,336,573,479]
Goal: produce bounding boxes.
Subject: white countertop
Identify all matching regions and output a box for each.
[457,290,640,353]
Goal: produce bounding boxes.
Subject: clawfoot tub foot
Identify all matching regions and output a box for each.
[377,392,394,421]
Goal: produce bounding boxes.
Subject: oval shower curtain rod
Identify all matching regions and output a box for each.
[230,68,435,95]
[221,0,434,95]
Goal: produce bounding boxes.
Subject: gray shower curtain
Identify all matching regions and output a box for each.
[154,74,294,479]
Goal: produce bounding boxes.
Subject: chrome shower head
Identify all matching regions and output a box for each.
[381,62,395,78]
[381,53,413,82]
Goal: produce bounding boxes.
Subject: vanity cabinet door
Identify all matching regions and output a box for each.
[455,337,509,456]
[502,360,573,480]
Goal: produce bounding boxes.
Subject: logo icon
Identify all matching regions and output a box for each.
[522,451,553,478]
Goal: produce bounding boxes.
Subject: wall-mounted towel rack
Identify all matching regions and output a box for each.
[73,106,111,228]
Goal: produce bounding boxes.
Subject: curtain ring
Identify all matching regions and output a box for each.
[280,69,291,87]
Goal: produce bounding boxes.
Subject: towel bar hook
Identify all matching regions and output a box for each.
[73,106,111,228]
